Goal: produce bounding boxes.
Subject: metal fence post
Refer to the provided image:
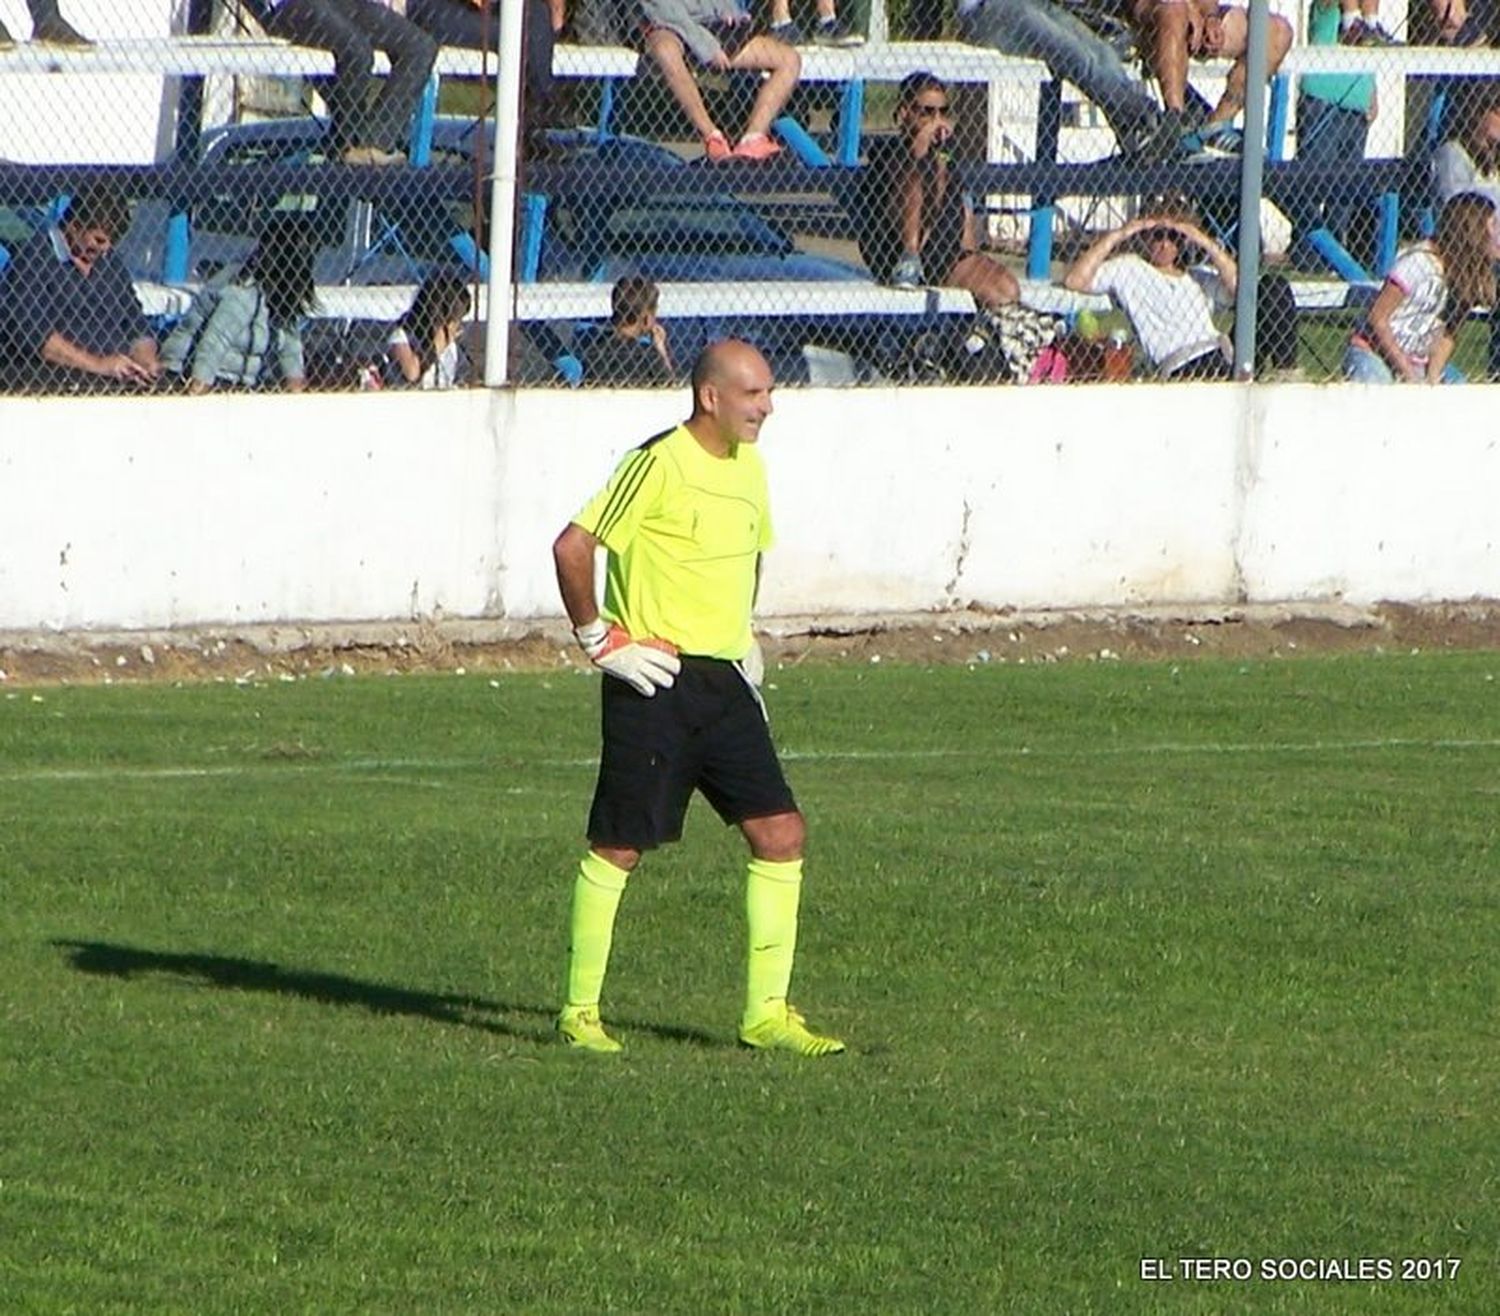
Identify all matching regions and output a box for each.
[1232,0,1271,380]
[483,0,528,387]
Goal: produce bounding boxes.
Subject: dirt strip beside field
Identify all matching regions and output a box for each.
[4,602,1500,687]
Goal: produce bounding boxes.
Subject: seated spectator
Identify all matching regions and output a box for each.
[767,0,864,46]
[640,0,800,161]
[1131,0,1294,157]
[1433,85,1500,377]
[1285,0,1377,268]
[161,215,317,394]
[384,268,472,388]
[1433,84,1500,210]
[0,0,90,48]
[1417,0,1496,44]
[404,0,564,132]
[854,72,1020,310]
[0,184,161,392]
[579,276,678,385]
[243,0,438,165]
[1063,192,1238,379]
[1343,192,1499,383]
[957,0,1173,161]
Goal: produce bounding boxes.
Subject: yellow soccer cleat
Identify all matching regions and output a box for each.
[739,1004,846,1057]
[557,1005,623,1054]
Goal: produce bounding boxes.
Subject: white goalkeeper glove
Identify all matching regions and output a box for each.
[573,619,681,697]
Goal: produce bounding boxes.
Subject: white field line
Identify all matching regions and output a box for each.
[4,737,1500,784]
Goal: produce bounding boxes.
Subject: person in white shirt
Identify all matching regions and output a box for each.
[1433,86,1500,212]
[1344,192,1500,384]
[1063,192,1237,378]
[1431,87,1500,379]
[385,268,472,388]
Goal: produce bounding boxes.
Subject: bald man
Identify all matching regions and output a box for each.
[552,340,845,1058]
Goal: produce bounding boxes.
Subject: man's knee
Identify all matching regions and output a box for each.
[951,252,1018,307]
[592,844,642,873]
[646,28,686,63]
[397,26,439,69]
[740,37,801,76]
[742,810,805,861]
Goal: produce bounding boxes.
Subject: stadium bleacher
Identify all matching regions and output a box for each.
[1,3,1498,386]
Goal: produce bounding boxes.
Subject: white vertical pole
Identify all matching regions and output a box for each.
[483,0,528,386]
[1232,0,1270,380]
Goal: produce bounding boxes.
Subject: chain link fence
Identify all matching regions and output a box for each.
[0,0,1497,393]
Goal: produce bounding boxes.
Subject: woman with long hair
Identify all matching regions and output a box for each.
[162,214,317,392]
[1344,192,1500,383]
[385,268,472,389]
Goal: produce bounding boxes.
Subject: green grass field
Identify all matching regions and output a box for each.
[3,653,1495,1312]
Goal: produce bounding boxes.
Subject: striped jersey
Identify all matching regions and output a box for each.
[572,424,772,660]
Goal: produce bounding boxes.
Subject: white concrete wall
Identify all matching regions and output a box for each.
[2,381,1498,634]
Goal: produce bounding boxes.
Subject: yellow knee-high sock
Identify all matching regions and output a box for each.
[563,851,630,1009]
[743,856,803,1031]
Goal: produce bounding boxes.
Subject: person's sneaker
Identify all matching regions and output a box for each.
[1173,130,1217,164]
[1355,19,1399,44]
[1192,120,1243,157]
[1120,112,1181,163]
[702,129,733,162]
[891,252,925,287]
[31,16,92,46]
[1339,17,1367,43]
[558,1005,623,1053]
[813,16,865,46]
[733,132,782,161]
[739,1004,845,1057]
[769,19,805,44]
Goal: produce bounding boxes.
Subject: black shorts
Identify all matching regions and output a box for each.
[586,656,797,851]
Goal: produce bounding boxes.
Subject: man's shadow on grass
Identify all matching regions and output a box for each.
[51,940,719,1048]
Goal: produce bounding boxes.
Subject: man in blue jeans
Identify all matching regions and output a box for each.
[1284,0,1376,270]
[246,0,437,165]
[957,0,1172,161]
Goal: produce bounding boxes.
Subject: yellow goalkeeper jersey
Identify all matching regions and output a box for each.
[572,424,772,660]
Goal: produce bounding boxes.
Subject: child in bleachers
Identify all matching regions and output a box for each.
[578,277,678,385]
[1343,192,1499,383]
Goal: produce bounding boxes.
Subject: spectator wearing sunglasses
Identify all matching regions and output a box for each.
[1063,192,1237,379]
[854,71,1019,309]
